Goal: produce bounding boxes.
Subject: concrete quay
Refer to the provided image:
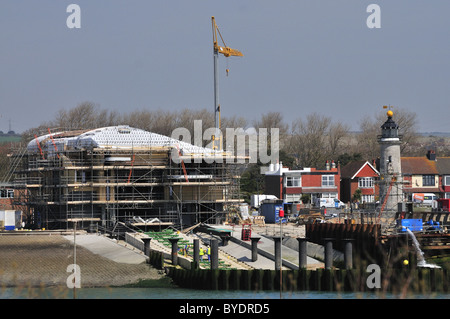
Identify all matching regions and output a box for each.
[0,223,335,290]
[194,224,325,270]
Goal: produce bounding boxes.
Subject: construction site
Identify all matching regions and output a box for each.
[2,17,249,234]
[2,15,450,297]
[9,125,245,233]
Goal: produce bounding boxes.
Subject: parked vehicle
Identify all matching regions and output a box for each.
[315,198,346,209]
[412,193,437,206]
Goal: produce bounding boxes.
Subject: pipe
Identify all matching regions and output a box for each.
[343,239,354,269]
[193,239,200,269]
[251,237,261,262]
[273,237,282,271]
[142,237,152,257]
[210,239,219,270]
[324,238,333,270]
[297,237,308,269]
[169,238,180,266]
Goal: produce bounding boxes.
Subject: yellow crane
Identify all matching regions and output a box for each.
[211,16,243,150]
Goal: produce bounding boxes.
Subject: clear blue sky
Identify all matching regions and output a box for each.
[1,1,449,133]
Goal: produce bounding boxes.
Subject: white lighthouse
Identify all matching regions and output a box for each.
[378,109,403,212]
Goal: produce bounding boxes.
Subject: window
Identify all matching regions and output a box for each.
[286,176,301,187]
[0,189,14,198]
[322,175,334,187]
[444,176,450,186]
[285,194,301,202]
[361,195,375,203]
[322,193,338,199]
[358,177,374,188]
[423,175,435,187]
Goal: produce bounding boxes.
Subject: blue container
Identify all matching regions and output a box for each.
[399,219,423,232]
[259,201,287,223]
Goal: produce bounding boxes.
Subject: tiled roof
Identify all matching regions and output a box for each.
[436,157,450,175]
[340,160,379,179]
[401,157,439,175]
[340,160,367,178]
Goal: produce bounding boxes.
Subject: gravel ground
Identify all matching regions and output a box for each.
[249,223,306,238]
[0,234,165,288]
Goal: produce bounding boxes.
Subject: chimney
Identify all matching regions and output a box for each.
[427,150,436,161]
[331,160,336,169]
[325,160,330,170]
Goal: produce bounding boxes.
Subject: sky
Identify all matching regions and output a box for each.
[1,1,449,134]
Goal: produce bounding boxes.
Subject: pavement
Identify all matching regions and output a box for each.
[0,232,164,288]
[63,233,147,264]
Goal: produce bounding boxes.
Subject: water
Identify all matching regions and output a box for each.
[1,228,446,300]
[1,287,449,299]
[404,228,441,268]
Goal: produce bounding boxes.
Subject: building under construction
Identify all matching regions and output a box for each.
[11,125,244,231]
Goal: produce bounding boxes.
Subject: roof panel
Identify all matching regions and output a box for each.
[28,125,219,155]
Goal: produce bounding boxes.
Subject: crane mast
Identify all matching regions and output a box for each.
[211,16,243,150]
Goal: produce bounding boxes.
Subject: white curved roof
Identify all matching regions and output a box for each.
[27,125,218,155]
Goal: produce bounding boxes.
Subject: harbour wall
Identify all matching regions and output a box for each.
[165,266,450,293]
[126,230,450,293]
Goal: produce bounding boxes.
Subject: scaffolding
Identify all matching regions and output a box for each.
[11,126,245,231]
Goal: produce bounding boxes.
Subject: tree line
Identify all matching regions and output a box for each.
[19,101,430,168]
[3,101,442,191]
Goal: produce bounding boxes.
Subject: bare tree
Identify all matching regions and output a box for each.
[356,116,380,161]
[61,101,98,130]
[122,109,154,132]
[96,109,122,128]
[253,111,289,152]
[253,112,288,136]
[376,108,419,155]
[358,107,419,159]
[289,113,331,168]
[328,122,350,158]
[48,101,123,131]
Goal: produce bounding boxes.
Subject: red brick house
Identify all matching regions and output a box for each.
[0,183,16,210]
[0,183,28,223]
[264,161,341,204]
[401,151,450,201]
[437,157,450,199]
[340,160,380,204]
